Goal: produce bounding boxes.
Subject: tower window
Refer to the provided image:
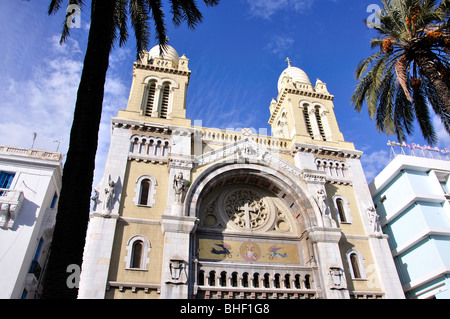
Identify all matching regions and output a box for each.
[145,82,156,116]
[160,84,170,119]
[315,106,326,141]
[303,107,313,138]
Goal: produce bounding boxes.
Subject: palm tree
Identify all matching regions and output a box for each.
[42,0,219,299]
[352,0,450,144]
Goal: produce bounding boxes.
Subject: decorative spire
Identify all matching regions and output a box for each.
[285,57,292,67]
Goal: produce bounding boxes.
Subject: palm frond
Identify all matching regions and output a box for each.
[113,0,129,47]
[376,65,397,134]
[129,0,151,61]
[170,0,203,30]
[147,0,167,54]
[48,0,65,14]
[412,79,437,144]
[393,82,415,141]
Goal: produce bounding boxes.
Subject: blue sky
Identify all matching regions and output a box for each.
[0,0,448,188]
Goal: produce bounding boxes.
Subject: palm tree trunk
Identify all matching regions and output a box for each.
[415,51,450,115]
[42,0,115,299]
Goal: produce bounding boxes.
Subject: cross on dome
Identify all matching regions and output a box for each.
[285,57,292,67]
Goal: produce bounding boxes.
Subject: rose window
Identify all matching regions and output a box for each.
[224,189,268,230]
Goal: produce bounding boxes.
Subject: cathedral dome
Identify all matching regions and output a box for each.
[148,44,180,65]
[277,66,311,92]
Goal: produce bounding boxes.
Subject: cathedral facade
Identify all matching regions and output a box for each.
[77,45,404,299]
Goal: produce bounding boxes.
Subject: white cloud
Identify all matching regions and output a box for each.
[265,35,294,58]
[360,149,390,182]
[0,35,130,188]
[433,115,450,149]
[0,38,82,155]
[244,0,315,20]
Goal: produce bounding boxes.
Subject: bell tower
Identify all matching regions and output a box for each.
[119,44,191,127]
[268,59,346,145]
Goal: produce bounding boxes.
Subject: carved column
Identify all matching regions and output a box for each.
[160,214,197,298]
[78,124,131,299]
[307,227,349,299]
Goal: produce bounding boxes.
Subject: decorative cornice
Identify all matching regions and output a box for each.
[168,154,195,169]
[134,62,191,77]
[111,117,195,136]
[291,143,362,159]
[285,88,334,101]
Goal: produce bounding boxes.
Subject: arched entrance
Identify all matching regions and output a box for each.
[185,162,322,299]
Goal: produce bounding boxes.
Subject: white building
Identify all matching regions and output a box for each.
[0,145,62,299]
[369,143,450,299]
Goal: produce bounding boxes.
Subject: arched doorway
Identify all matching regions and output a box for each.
[185,163,321,299]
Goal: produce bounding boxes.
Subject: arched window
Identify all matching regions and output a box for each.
[305,275,311,289]
[134,175,157,207]
[346,250,366,279]
[315,106,326,141]
[231,272,238,287]
[155,140,161,156]
[263,273,270,288]
[131,137,139,153]
[294,274,301,289]
[220,271,227,287]
[147,139,154,155]
[253,273,260,288]
[242,272,249,288]
[274,274,281,288]
[160,83,170,118]
[125,235,151,270]
[162,141,170,156]
[145,81,156,116]
[336,198,346,222]
[333,195,352,224]
[198,271,205,286]
[303,105,313,138]
[209,271,216,286]
[131,240,143,269]
[350,253,361,279]
[284,274,291,289]
[139,179,151,205]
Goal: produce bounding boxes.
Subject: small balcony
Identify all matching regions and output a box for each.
[0,188,24,229]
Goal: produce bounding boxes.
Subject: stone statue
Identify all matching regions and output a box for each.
[316,189,328,215]
[102,180,116,216]
[314,189,336,228]
[173,172,186,204]
[367,206,381,236]
[91,188,100,212]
